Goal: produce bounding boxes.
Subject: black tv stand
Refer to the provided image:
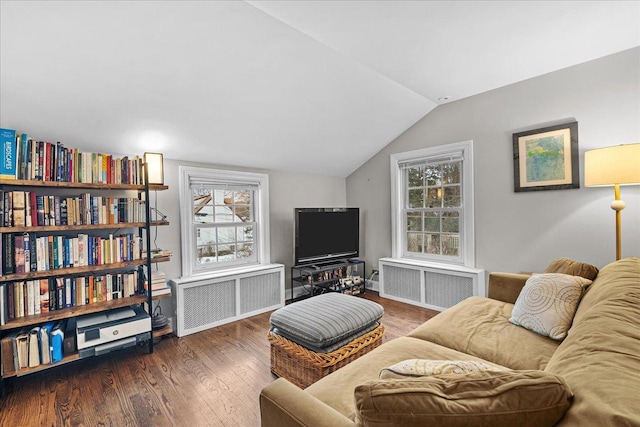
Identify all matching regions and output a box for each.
[290,258,365,301]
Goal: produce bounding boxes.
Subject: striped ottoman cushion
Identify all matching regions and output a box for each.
[269,293,384,353]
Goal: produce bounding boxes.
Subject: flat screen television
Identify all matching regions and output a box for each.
[294,208,359,266]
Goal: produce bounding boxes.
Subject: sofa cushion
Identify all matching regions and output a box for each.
[379,359,506,380]
[269,293,383,350]
[544,258,599,281]
[305,336,508,421]
[408,296,560,370]
[545,257,640,426]
[509,273,591,340]
[354,370,573,427]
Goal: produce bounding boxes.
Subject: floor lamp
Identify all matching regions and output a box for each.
[584,143,640,260]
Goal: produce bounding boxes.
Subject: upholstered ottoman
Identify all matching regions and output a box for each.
[268,293,384,388]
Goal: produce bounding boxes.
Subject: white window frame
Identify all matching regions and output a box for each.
[179,166,271,277]
[390,140,475,267]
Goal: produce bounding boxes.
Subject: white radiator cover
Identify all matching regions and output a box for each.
[171,264,285,336]
[379,258,485,311]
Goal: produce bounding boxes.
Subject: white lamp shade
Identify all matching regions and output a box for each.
[144,152,164,185]
[584,143,640,187]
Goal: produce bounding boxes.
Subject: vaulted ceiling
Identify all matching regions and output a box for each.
[1,1,638,177]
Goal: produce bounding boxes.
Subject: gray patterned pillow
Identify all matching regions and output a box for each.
[509,273,591,340]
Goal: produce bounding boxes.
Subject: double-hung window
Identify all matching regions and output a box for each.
[391,141,475,266]
[179,166,270,276]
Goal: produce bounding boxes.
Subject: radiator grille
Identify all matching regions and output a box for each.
[240,272,281,314]
[424,271,473,308]
[182,279,236,331]
[382,265,421,302]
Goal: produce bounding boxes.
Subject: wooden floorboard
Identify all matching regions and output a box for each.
[0,293,438,427]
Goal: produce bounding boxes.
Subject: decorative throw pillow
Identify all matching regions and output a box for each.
[355,370,573,427]
[510,273,592,340]
[380,359,507,380]
[544,258,599,281]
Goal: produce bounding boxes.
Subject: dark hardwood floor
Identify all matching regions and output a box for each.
[0,293,438,427]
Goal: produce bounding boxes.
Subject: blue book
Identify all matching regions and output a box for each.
[0,128,17,179]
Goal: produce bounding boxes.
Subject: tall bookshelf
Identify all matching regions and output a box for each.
[0,162,169,396]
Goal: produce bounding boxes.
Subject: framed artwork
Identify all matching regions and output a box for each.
[513,121,579,192]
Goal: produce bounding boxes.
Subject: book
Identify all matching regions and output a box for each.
[0,331,19,376]
[16,330,29,369]
[0,128,17,179]
[14,234,25,274]
[0,283,6,325]
[152,285,171,297]
[39,322,53,365]
[39,278,50,313]
[50,323,64,363]
[28,326,40,368]
[12,190,26,226]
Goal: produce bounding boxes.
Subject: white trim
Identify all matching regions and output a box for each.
[179,166,271,278]
[390,140,475,267]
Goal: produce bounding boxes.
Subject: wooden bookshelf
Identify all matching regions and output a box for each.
[0,169,171,394]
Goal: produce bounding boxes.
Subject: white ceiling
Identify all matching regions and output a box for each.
[1,1,638,177]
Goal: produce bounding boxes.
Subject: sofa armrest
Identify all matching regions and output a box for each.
[487,272,531,304]
[260,378,355,427]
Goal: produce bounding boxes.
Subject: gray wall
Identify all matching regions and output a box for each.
[347,47,640,275]
[151,159,346,291]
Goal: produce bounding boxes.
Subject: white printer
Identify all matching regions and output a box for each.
[76,305,151,358]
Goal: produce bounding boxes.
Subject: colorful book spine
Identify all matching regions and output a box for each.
[0,128,17,179]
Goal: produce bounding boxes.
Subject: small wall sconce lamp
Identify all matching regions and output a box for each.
[585,143,640,260]
[144,152,164,185]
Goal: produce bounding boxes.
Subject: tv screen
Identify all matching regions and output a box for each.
[294,208,359,265]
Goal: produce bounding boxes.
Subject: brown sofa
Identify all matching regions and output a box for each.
[260,257,640,426]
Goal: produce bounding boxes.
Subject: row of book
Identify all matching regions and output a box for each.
[0,271,140,324]
[1,320,69,376]
[0,128,145,185]
[1,190,146,228]
[1,232,142,276]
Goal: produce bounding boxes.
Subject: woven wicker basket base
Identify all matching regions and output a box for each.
[268,324,385,389]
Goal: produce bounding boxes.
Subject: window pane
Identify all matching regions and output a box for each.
[215,190,233,204]
[407,212,422,232]
[237,243,253,259]
[425,165,441,186]
[217,226,236,244]
[424,212,440,232]
[425,233,441,254]
[442,162,461,184]
[407,232,423,253]
[442,212,459,233]
[442,234,460,256]
[443,186,461,207]
[193,190,214,223]
[408,189,424,208]
[215,205,234,223]
[407,167,423,187]
[196,227,216,264]
[426,188,442,208]
[233,190,253,222]
[240,225,254,242]
[217,244,236,261]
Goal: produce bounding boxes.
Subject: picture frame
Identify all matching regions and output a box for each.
[513,121,579,192]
